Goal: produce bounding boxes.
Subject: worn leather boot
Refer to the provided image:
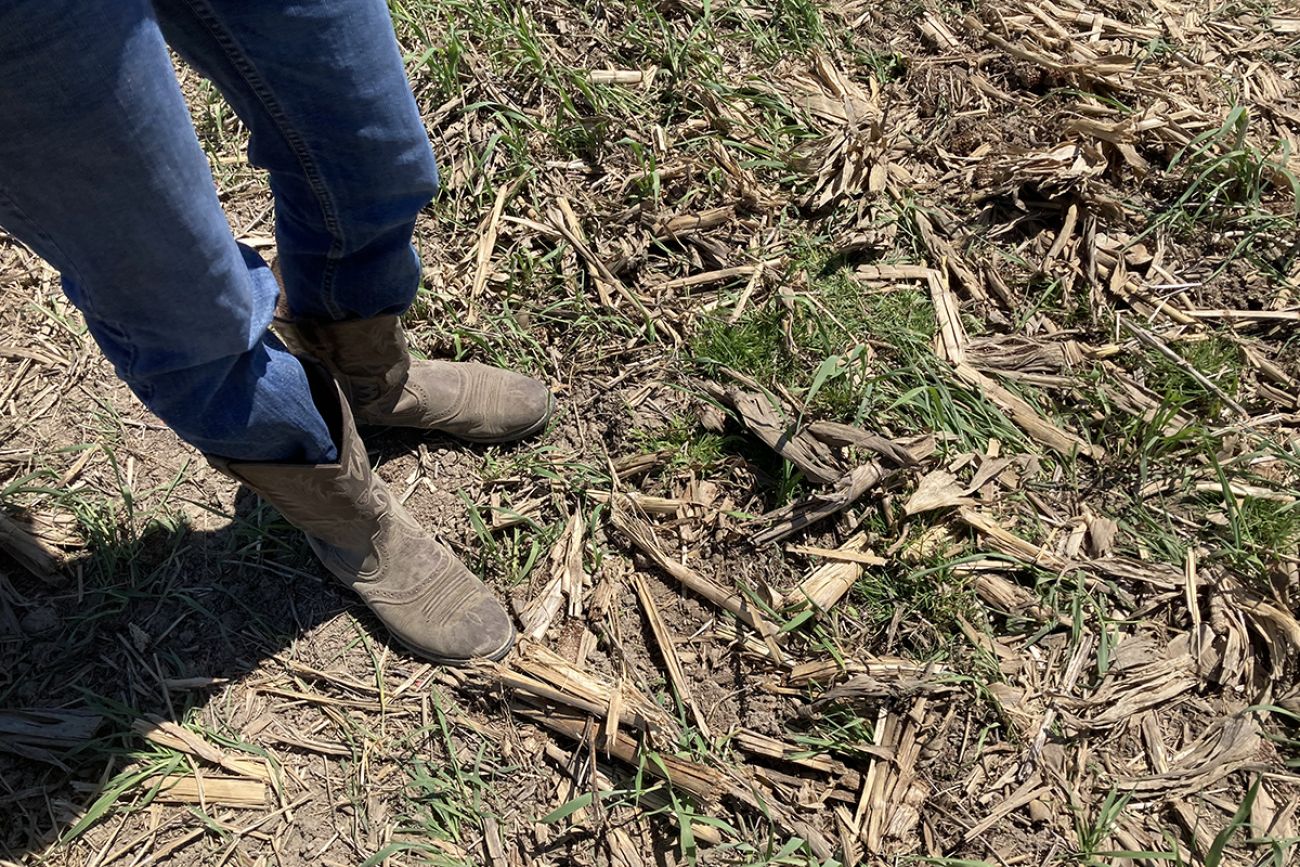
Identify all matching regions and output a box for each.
[207,366,515,665]
[274,314,553,444]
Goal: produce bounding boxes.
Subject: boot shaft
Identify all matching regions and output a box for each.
[274,314,411,413]
[206,370,382,553]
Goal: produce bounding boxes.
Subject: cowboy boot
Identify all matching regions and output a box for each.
[206,365,515,665]
[274,313,553,443]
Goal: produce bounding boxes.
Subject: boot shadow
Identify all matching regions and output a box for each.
[358,423,522,465]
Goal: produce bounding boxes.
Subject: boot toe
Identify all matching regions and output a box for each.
[400,360,552,443]
[500,374,554,437]
[430,594,516,663]
[465,595,517,661]
[381,592,515,665]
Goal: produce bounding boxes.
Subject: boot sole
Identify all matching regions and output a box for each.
[357,394,555,445]
[392,619,517,668]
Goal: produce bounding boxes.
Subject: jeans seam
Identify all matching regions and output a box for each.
[180,0,347,320]
[0,180,80,294]
[99,321,149,399]
[0,181,141,381]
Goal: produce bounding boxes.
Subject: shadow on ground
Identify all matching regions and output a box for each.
[0,487,353,859]
[0,427,694,866]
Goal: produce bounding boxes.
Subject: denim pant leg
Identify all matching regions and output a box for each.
[151,0,441,322]
[0,1,336,463]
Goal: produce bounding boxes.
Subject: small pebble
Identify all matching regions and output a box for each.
[20,606,59,636]
[1027,799,1052,824]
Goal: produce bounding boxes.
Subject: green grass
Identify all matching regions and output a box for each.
[849,558,980,647]
[399,694,496,848]
[692,240,1026,451]
[1142,105,1299,278]
[628,414,730,474]
[465,506,564,587]
[1140,333,1247,417]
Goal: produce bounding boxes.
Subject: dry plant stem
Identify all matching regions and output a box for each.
[786,542,887,566]
[133,716,270,780]
[807,420,920,466]
[0,511,60,579]
[503,215,650,318]
[703,383,844,483]
[587,489,713,515]
[630,570,713,739]
[490,640,678,737]
[467,181,514,321]
[1121,318,1248,416]
[788,531,871,611]
[610,506,785,663]
[511,704,723,803]
[140,776,266,808]
[954,362,1104,459]
[753,463,885,544]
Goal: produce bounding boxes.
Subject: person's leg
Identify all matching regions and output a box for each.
[152,0,554,442]
[0,0,516,663]
[94,0,520,662]
[150,0,438,322]
[0,0,335,463]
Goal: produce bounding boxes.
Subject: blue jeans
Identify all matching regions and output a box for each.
[0,0,440,462]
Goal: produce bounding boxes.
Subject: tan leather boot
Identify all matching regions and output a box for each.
[207,368,515,665]
[274,314,553,443]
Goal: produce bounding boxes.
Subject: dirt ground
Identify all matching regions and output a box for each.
[3,1,1300,865]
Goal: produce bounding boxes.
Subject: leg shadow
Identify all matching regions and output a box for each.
[0,489,348,858]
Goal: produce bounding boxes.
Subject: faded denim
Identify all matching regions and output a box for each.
[0,0,439,462]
